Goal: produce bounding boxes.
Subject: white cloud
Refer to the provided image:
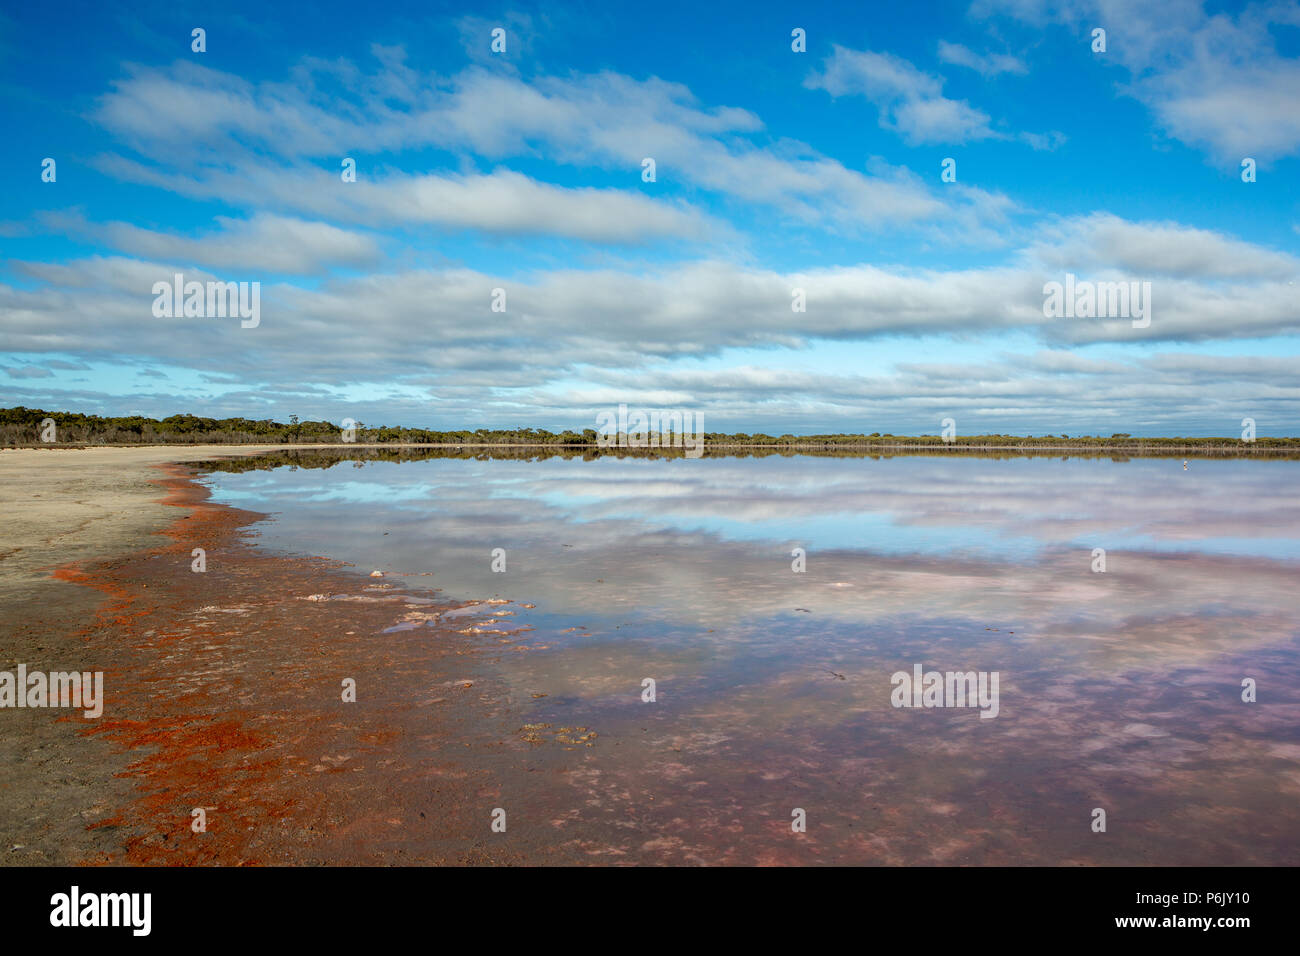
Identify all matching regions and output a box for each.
[974,0,1300,163]
[3,216,1296,402]
[40,211,381,274]
[1028,212,1300,280]
[937,40,1028,76]
[92,160,718,244]
[805,46,1000,145]
[805,45,1060,150]
[91,56,1009,239]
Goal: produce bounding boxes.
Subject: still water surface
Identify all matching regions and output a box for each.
[198,451,1300,864]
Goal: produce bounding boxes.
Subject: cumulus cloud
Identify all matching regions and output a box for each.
[2,215,1296,411]
[805,46,1000,145]
[937,41,1028,76]
[91,56,1007,238]
[805,44,1061,150]
[5,24,1293,435]
[89,161,718,244]
[5,341,1298,436]
[40,210,381,274]
[973,0,1300,163]
[1027,213,1300,280]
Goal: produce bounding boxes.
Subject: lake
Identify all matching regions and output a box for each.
[195,449,1300,864]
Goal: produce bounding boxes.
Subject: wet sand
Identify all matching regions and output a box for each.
[0,447,563,864]
[0,446,278,863]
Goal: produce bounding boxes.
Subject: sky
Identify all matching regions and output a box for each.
[1,0,1298,436]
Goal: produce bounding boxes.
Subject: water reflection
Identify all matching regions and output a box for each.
[196,449,1300,864]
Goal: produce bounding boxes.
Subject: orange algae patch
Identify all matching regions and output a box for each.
[53,462,502,866]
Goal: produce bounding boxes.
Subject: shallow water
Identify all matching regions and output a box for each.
[198,452,1300,864]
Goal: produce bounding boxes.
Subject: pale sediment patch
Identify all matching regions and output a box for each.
[0,445,293,865]
[0,445,284,603]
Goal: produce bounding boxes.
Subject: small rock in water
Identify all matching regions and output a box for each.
[370,570,384,578]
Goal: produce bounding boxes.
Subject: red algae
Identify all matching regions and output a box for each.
[56,463,531,866]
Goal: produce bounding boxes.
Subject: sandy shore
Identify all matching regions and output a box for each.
[0,447,273,863]
[0,446,279,608]
[0,446,548,865]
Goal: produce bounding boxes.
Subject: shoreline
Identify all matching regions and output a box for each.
[0,446,278,864]
[0,447,551,865]
[4,441,1293,456]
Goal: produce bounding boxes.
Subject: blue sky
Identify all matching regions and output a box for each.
[1,0,1298,435]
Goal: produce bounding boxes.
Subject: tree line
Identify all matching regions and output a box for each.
[3,406,1296,450]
